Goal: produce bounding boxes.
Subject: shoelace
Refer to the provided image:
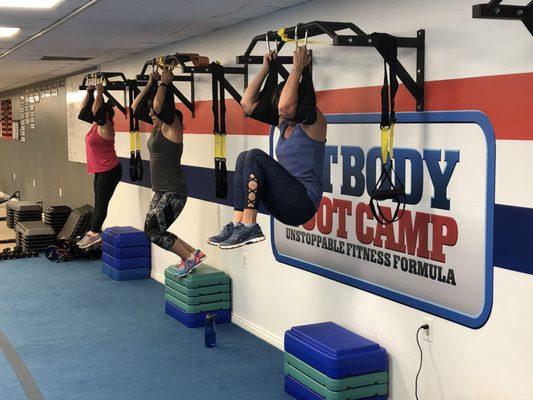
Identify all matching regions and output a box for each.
[232,223,246,236]
[221,223,234,236]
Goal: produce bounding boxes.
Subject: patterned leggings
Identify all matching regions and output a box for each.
[144,192,187,250]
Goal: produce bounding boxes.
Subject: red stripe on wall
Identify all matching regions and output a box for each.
[115,72,533,140]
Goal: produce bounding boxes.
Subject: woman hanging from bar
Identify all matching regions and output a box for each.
[77,81,122,249]
[208,45,327,249]
[132,69,206,276]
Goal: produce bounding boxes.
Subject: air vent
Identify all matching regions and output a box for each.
[40,56,93,61]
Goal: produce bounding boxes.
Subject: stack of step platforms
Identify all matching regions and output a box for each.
[57,206,93,242]
[165,264,232,328]
[6,202,42,229]
[102,226,151,281]
[15,221,56,253]
[284,322,389,400]
[43,206,72,234]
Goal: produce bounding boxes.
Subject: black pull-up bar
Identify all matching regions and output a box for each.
[79,72,129,116]
[236,20,425,111]
[473,0,533,35]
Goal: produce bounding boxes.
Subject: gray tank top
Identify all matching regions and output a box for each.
[147,129,187,194]
[275,121,325,208]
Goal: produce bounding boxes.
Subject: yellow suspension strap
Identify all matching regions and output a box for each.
[369,33,405,225]
[134,118,143,181]
[211,62,228,199]
[128,85,137,182]
[277,25,327,46]
[212,62,221,197]
[218,64,228,199]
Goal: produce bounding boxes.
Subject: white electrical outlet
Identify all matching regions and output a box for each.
[422,316,434,342]
[59,188,62,197]
[242,252,248,269]
[32,179,36,187]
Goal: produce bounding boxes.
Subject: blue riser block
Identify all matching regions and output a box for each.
[165,301,231,328]
[285,322,388,379]
[102,263,151,281]
[102,242,150,259]
[102,253,151,270]
[284,375,387,400]
[102,226,149,248]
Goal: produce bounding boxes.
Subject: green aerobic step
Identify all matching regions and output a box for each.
[165,293,231,313]
[284,353,388,391]
[164,278,230,297]
[285,364,388,400]
[165,285,231,305]
[164,265,230,288]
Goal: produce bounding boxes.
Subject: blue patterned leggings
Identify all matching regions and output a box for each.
[144,192,187,250]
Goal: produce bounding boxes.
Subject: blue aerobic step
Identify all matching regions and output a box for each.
[284,322,388,379]
[102,263,151,281]
[102,253,151,270]
[102,226,149,248]
[165,301,231,328]
[102,242,150,259]
[284,375,387,400]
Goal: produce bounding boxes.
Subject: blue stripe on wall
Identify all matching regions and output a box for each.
[493,204,533,275]
[119,158,531,276]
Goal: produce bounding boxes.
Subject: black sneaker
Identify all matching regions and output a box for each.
[207,222,236,246]
[219,223,265,250]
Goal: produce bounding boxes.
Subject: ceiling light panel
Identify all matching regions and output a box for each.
[0,0,64,9]
[0,27,20,38]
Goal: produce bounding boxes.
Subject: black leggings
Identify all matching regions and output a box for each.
[90,163,122,232]
[234,149,316,226]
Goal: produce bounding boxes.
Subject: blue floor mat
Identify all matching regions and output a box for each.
[0,258,291,400]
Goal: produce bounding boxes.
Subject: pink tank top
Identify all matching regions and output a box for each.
[85,124,119,174]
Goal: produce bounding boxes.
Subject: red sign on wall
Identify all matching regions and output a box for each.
[1,99,13,138]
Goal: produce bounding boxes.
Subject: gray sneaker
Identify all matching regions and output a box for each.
[219,223,265,250]
[76,234,90,248]
[78,233,102,249]
[207,222,236,246]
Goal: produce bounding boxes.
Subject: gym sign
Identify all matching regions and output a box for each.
[270,111,495,328]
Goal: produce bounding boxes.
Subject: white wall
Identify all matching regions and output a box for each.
[99,1,533,399]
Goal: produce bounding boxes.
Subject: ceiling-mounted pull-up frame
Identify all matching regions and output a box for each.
[136,54,199,117]
[236,20,425,111]
[79,72,129,116]
[473,0,533,35]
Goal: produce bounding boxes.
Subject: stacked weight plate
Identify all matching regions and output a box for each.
[6,202,42,229]
[284,322,389,400]
[102,226,151,280]
[15,221,56,253]
[165,264,231,328]
[43,206,72,234]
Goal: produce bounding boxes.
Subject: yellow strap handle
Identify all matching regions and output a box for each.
[214,133,221,160]
[135,131,141,152]
[220,134,226,159]
[380,122,396,164]
[130,131,135,152]
[389,122,395,160]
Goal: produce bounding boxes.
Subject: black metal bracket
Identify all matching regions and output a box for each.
[473,0,533,35]
[180,63,246,104]
[79,72,128,116]
[236,21,425,111]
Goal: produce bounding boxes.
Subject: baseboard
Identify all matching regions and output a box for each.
[151,270,165,284]
[150,271,284,351]
[231,313,284,350]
